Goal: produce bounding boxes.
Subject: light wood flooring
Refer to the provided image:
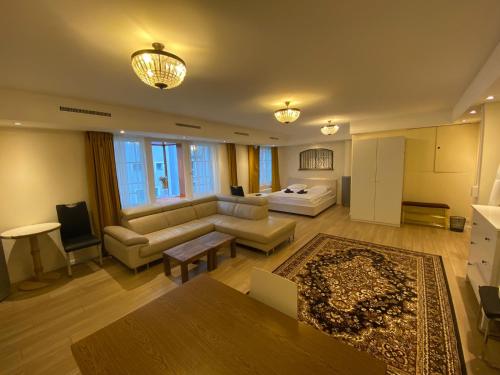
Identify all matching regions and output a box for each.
[1,205,499,374]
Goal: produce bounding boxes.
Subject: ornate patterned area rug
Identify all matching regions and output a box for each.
[274,234,466,375]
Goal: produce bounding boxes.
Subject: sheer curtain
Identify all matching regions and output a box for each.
[190,143,220,196]
[259,146,272,190]
[114,136,150,208]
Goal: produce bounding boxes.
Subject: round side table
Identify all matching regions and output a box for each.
[1,222,61,291]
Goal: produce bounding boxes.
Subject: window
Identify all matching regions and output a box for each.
[114,137,149,208]
[151,142,180,199]
[259,146,272,190]
[190,144,217,196]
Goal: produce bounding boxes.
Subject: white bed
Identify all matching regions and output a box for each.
[267,177,337,216]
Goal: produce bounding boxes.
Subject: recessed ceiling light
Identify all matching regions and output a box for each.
[14,121,21,125]
[462,119,467,123]
[469,110,477,114]
[120,130,125,134]
[486,95,495,100]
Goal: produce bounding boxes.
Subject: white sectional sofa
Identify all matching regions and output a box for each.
[103,195,296,271]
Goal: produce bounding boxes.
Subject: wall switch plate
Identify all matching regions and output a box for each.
[471,185,479,198]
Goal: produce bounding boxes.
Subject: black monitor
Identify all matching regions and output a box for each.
[230,185,244,197]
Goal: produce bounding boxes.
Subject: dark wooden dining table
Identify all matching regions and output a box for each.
[72,274,386,374]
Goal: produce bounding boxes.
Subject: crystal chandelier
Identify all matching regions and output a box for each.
[131,43,187,90]
[274,101,301,124]
[320,120,340,135]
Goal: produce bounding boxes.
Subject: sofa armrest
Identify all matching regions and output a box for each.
[104,226,149,246]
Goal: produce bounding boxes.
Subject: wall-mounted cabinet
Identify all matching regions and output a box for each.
[434,124,479,173]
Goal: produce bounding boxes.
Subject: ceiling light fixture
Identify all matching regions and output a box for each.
[131,42,187,90]
[320,120,340,135]
[14,121,21,126]
[469,110,477,114]
[486,95,495,101]
[120,130,125,134]
[274,101,301,124]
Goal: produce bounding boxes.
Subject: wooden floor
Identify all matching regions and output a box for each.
[1,205,499,375]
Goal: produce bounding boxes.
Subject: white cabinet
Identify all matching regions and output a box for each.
[467,205,500,303]
[351,137,405,226]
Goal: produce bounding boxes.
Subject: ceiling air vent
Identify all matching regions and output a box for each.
[59,106,111,117]
[270,137,279,140]
[175,123,201,129]
[234,131,250,136]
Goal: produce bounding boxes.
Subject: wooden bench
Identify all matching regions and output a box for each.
[402,201,450,228]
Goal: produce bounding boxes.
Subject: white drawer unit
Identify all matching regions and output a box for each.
[467,205,500,303]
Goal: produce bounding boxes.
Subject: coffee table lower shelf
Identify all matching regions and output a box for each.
[163,231,236,283]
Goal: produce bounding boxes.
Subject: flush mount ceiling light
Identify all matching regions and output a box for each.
[320,120,340,135]
[131,42,187,90]
[486,95,495,101]
[274,101,301,124]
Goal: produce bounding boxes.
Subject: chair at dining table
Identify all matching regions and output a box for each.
[249,267,298,319]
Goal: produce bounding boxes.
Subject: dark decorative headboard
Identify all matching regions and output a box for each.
[299,148,333,170]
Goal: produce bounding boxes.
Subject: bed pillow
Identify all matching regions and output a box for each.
[287,184,307,191]
[308,185,330,194]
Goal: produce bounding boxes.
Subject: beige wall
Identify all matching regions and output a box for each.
[478,102,500,204]
[278,141,347,202]
[353,124,480,220]
[0,127,94,283]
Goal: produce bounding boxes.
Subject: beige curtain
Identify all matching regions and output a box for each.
[226,143,238,186]
[85,131,121,237]
[271,146,281,192]
[248,145,260,193]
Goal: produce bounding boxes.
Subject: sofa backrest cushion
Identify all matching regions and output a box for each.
[193,201,218,218]
[217,201,236,216]
[233,203,268,220]
[126,212,169,235]
[165,206,197,227]
[235,196,267,206]
[121,203,164,221]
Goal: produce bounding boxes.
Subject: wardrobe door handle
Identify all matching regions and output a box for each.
[473,222,477,226]
[481,260,488,264]
[484,237,491,241]
[470,241,476,245]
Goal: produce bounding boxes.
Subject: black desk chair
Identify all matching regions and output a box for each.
[478,286,500,364]
[56,201,102,276]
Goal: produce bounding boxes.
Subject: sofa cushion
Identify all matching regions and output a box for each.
[127,212,169,235]
[193,201,218,218]
[217,201,236,216]
[233,203,268,220]
[200,214,295,244]
[164,206,197,227]
[140,220,214,258]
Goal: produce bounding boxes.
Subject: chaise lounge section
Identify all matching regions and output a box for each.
[103,195,296,272]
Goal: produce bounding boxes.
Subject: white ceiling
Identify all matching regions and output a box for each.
[1,0,500,139]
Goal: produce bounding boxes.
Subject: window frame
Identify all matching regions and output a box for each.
[189,143,218,197]
[150,141,181,200]
[114,136,150,209]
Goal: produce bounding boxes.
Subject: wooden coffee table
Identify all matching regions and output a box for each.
[163,231,236,283]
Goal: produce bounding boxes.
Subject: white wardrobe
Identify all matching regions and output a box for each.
[350,137,405,226]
